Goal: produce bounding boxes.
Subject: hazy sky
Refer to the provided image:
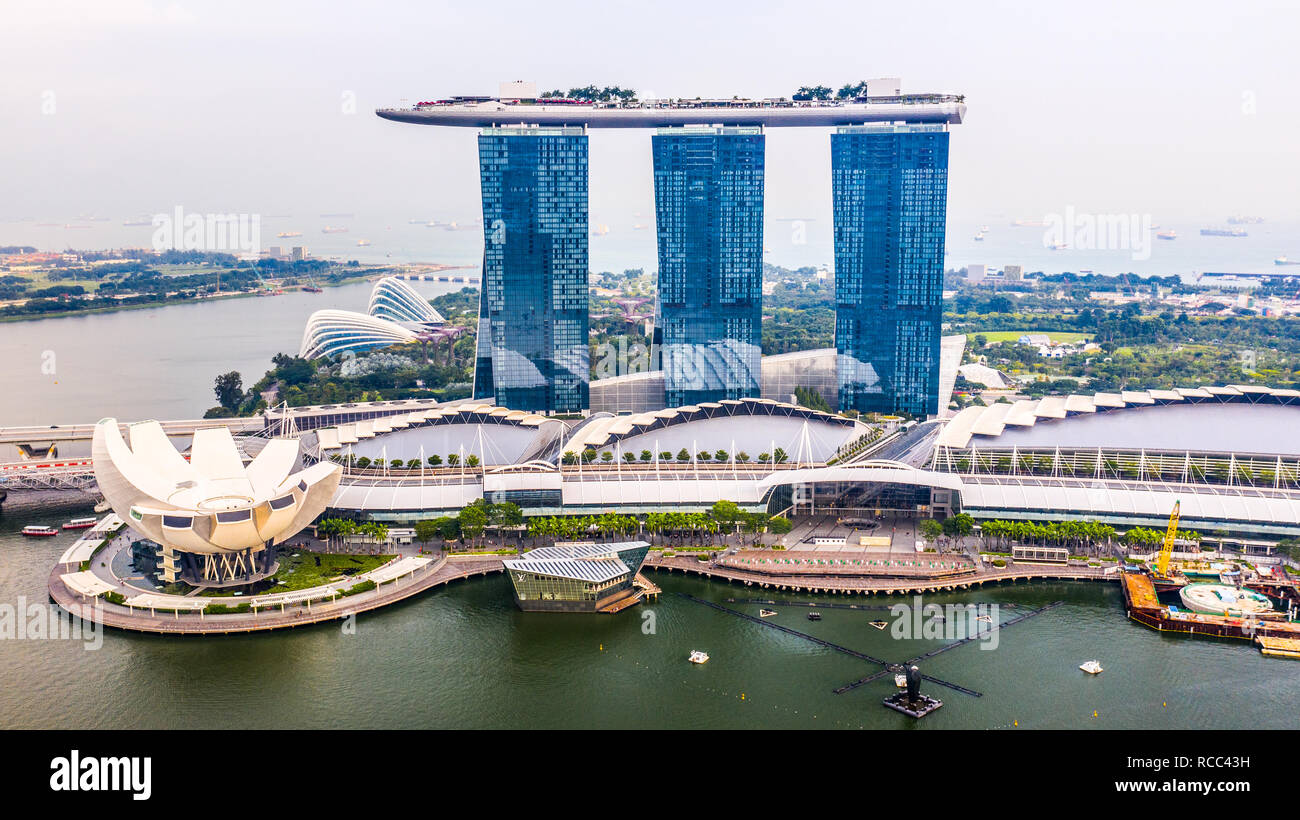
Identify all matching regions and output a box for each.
[5,0,1299,241]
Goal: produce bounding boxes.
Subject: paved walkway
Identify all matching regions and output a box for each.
[644,554,1117,594]
[49,557,504,635]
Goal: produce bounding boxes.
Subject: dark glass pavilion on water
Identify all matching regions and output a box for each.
[832,124,950,417]
[473,126,590,414]
[651,126,765,407]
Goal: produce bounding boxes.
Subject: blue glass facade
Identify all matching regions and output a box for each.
[652,127,764,407]
[832,125,949,417]
[474,127,589,413]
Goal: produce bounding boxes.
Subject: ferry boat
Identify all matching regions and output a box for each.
[62,517,97,530]
[759,608,778,618]
[807,611,822,621]
[1156,230,1177,240]
[22,525,59,537]
[688,650,709,664]
[1079,660,1103,675]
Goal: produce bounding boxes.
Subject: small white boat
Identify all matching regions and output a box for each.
[894,673,908,688]
[22,525,59,537]
[869,620,888,630]
[759,608,778,618]
[1079,660,1103,675]
[688,650,709,664]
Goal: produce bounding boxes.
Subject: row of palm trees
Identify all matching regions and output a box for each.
[561,448,790,466]
[330,454,481,470]
[979,519,1117,551]
[977,518,1202,551]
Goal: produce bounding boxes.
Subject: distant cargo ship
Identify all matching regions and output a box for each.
[1013,219,1047,228]
[1227,215,1265,225]
[1276,256,1300,266]
[356,239,372,246]
[277,231,303,238]
[1201,227,1247,237]
[321,226,349,234]
[122,218,152,227]
[1156,230,1177,240]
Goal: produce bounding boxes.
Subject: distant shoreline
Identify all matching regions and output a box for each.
[0,265,477,325]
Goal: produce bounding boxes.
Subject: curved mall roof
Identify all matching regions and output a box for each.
[937,386,1300,454]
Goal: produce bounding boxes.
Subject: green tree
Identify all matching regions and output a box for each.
[214,371,243,410]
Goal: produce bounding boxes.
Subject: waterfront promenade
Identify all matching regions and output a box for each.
[643,553,1118,595]
[49,554,503,635]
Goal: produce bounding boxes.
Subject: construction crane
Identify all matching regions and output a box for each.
[1155,500,1181,579]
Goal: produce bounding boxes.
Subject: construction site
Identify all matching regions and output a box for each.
[1120,502,1300,658]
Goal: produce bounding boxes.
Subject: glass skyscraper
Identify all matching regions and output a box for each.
[651,126,764,407]
[473,126,589,414]
[832,124,949,417]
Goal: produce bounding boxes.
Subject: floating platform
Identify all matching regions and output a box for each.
[1121,572,1300,645]
[883,692,943,718]
[1257,636,1300,659]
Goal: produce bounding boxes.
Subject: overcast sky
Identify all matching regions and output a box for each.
[5,0,1299,238]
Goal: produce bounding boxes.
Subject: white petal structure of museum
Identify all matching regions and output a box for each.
[299,309,420,359]
[367,276,446,325]
[299,277,446,358]
[92,419,342,585]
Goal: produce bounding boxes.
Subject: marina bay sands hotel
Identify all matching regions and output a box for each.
[376,80,966,417]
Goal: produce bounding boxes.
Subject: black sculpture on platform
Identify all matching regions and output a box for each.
[883,662,943,718]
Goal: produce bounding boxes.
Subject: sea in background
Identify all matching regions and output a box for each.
[6,214,1299,281]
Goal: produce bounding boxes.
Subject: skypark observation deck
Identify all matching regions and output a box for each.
[375,95,967,129]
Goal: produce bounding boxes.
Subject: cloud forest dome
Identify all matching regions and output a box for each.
[300,277,446,358]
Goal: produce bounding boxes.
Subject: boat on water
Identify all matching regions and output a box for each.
[759,608,778,618]
[1047,240,1069,250]
[1276,256,1300,266]
[321,226,349,234]
[869,619,888,630]
[22,525,59,537]
[1079,660,1103,675]
[894,673,908,688]
[1201,227,1247,237]
[1156,230,1177,240]
[63,517,97,530]
[973,231,985,241]
[301,285,323,293]
[277,231,303,238]
[688,650,709,664]
[356,239,372,246]
[807,611,822,621]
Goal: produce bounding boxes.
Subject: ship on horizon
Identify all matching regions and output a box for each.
[1201,227,1248,237]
